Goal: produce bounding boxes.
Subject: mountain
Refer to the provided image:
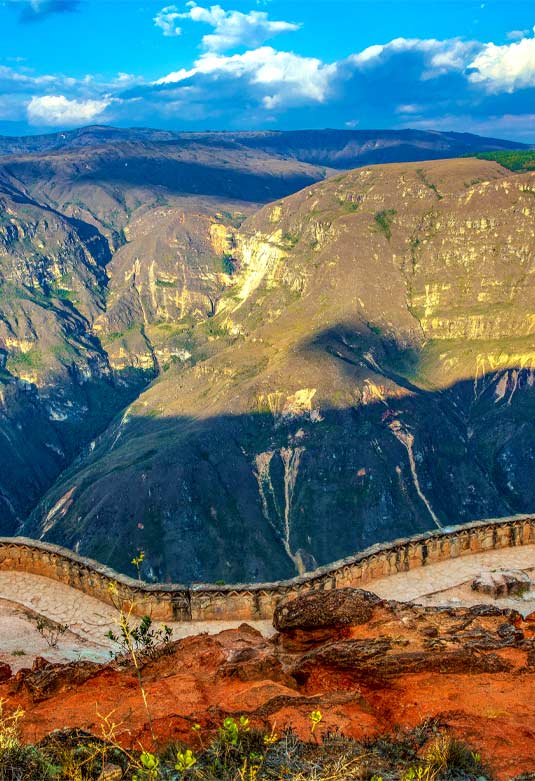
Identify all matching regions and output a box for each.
[0,131,336,529]
[19,151,535,583]
[0,124,528,165]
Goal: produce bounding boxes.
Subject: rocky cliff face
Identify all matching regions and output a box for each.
[20,155,535,583]
[0,134,330,532]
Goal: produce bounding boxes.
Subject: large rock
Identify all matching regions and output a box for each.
[471,569,531,598]
[273,587,381,631]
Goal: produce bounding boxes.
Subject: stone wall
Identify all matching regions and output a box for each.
[1,514,535,621]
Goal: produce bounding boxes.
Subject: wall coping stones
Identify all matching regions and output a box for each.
[1,513,535,620]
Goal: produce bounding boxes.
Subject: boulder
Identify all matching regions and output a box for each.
[273,587,381,631]
[471,569,531,598]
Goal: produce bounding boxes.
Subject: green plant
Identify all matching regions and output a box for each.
[175,748,197,773]
[220,716,250,747]
[34,616,69,648]
[470,148,535,171]
[282,231,299,247]
[309,709,323,734]
[0,701,53,781]
[416,168,443,199]
[374,209,397,240]
[403,766,436,781]
[132,550,145,579]
[106,580,172,743]
[136,750,160,781]
[107,614,172,659]
[425,734,482,775]
[221,253,235,275]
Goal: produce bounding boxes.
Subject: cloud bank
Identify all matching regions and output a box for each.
[4,3,535,140]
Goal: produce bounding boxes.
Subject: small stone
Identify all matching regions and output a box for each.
[471,569,530,598]
[98,763,123,781]
[421,625,439,638]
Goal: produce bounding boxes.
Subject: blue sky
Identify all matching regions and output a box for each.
[2,0,535,139]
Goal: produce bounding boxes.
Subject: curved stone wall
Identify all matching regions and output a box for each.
[1,514,535,621]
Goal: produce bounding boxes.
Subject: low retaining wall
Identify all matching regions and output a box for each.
[1,514,535,621]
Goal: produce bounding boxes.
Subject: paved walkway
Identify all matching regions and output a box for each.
[369,545,535,613]
[0,571,273,671]
[1,544,535,671]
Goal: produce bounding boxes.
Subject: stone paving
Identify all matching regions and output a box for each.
[369,544,535,613]
[1,544,535,671]
[0,571,273,671]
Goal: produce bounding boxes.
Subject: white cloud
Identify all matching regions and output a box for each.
[156,46,334,108]
[468,27,535,92]
[1,25,534,139]
[349,36,478,78]
[396,104,422,114]
[27,94,110,125]
[156,2,300,51]
[506,29,530,41]
[154,5,182,37]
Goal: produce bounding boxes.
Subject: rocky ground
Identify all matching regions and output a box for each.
[2,584,535,779]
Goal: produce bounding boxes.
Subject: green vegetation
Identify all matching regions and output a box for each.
[374,209,397,240]
[221,253,235,275]
[416,169,443,199]
[33,616,69,649]
[282,231,300,248]
[337,197,360,213]
[470,149,535,171]
[218,210,245,228]
[0,706,487,781]
[155,279,176,288]
[6,347,43,373]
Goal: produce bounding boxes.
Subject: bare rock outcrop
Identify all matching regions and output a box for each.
[273,587,381,630]
[471,569,531,598]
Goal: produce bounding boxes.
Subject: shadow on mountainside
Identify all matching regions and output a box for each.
[19,336,535,584]
[3,154,328,205]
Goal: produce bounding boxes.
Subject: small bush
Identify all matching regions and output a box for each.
[425,734,482,775]
[221,253,235,275]
[374,209,397,240]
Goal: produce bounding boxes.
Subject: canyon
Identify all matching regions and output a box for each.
[1,126,535,583]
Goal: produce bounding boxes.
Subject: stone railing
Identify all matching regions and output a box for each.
[1,514,535,621]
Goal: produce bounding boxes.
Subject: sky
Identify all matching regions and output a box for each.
[2,0,535,140]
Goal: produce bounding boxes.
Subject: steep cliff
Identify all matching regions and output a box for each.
[0,134,329,532]
[24,156,535,583]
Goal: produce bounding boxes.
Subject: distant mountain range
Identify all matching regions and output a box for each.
[0,125,529,167]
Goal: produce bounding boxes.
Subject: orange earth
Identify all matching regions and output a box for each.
[2,589,535,780]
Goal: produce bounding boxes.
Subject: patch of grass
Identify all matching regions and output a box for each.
[155,279,176,288]
[221,253,235,275]
[374,209,397,240]
[6,347,43,373]
[0,699,487,781]
[337,197,360,213]
[282,231,300,248]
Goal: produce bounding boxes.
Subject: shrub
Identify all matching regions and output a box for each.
[374,209,397,240]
